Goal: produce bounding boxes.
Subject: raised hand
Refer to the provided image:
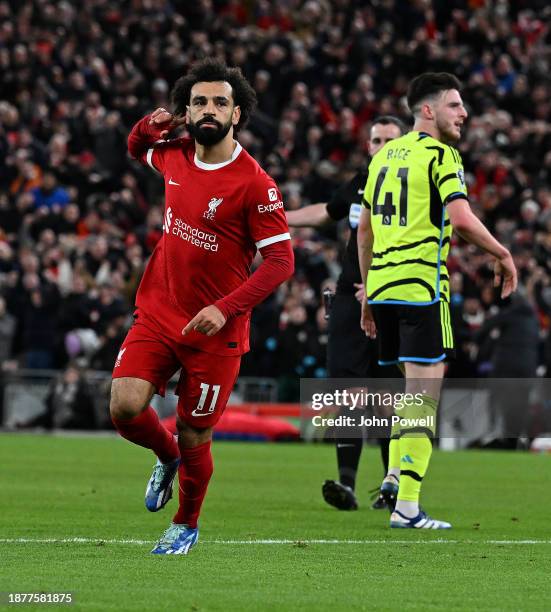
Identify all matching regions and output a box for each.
[149,107,186,139]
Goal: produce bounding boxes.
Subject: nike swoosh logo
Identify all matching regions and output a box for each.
[168,178,180,186]
[191,409,211,417]
[357,189,364,194]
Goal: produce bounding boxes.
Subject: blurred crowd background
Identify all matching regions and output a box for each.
[1,0,551,405]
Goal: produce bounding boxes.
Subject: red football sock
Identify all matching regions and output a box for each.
[112,406,179,464]
[173,440,213,528]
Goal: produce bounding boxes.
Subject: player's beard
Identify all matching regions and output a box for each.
[188,117,233,146]
[435,116,460,144]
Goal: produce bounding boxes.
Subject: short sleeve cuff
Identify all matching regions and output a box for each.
[445,192,469,205]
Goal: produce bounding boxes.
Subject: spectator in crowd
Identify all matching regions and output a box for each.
[17,363,97,430]
[475,291,540,446]
[30,171,70,211]
[22,290,58,367]
[0,295,16,364]
[476,291,540,379]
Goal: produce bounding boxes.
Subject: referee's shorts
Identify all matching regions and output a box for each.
[371,300,455,366]
[327,293,394,378]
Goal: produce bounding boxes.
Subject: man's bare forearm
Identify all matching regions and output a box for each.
[454,217,509,260]
[448,198,517,298]
[285,203,330,228]
[447,199,509,259]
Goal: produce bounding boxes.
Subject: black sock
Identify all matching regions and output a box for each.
[378,438,390,474]
[336,437,362,490]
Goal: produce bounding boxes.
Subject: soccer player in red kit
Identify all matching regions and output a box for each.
[110,60,294,555]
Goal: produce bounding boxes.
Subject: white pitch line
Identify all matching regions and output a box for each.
[1,538,551,546]
[0,538,152,546]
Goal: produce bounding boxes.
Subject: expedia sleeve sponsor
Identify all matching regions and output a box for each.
[257,201,284,213]
[246,177,290,247]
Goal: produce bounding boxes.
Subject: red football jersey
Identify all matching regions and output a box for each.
[136,137,290,356]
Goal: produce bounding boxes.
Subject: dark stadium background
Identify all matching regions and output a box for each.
[0,0,550,436]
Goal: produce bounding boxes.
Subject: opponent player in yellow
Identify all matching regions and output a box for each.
[358,73,517,529]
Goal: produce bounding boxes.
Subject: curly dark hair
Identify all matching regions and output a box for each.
[171,59,257,133]
[407,72,462,115]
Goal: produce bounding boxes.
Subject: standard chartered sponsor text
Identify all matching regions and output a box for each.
[172,218,218,251]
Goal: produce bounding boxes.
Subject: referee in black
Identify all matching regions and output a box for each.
[287,116,406,510]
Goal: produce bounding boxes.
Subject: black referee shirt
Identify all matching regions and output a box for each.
[325,171,368,296]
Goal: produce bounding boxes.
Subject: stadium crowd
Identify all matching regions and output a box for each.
[1,0,551,401]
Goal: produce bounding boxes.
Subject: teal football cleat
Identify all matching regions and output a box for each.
[145,457,180,512]
[151,523,199,555]
[379,475,399,512]
[390,509,452,529]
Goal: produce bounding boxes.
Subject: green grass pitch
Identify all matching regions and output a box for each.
[1,433,551,611]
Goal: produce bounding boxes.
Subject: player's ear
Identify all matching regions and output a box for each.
[232,105,241,127]
[423,102,434,121]
[185,105,191,124]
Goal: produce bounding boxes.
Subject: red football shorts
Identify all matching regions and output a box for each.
[112,313,241,428]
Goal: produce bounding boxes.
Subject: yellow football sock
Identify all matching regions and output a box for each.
[387,420,401,477]
[397,436,433,502]
[397,394,438,503]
